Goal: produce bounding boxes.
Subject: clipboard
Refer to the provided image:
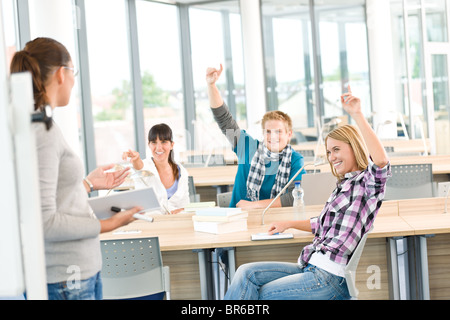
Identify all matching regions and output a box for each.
[88,187,160,220]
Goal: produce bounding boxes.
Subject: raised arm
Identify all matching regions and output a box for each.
[206,64,224,108]
[341,85,389,168]
[206,64,241,148]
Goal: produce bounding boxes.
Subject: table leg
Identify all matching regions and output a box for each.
[418,235,430,300]
[407,235,432,300]
[387,237,401,300]
[194,249,213,300]
[227,248,236,282]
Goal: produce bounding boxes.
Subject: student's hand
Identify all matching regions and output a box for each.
[100,206,143,233]
[236,199,262,209]
[268,221,291,235]
[170,208,184,214]
[122,149,144,170]
[206,64,223,85]
[122,149,140,162]
[86,164,130,191]
[340,85,362,117]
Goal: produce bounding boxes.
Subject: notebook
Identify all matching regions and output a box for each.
[301,171,337,205]
[88,187,160,220]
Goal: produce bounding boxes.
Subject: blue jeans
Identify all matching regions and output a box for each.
[224,262,350,300]
[47,272,102,300]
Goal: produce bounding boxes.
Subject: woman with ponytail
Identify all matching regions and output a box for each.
[10,37,142,300]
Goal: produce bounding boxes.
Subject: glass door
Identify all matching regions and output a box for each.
[424,48,450,154]
[423,0,450,155]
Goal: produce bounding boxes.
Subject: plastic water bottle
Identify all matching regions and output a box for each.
[292,182,305,220]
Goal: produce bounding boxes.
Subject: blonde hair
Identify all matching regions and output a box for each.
[261,110,292,132]
[325,124,369,180]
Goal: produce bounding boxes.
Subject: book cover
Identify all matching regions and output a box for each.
[195,207,242,216]
[184,201,216,212]
[192,211,248,222]
[193,219,247,234]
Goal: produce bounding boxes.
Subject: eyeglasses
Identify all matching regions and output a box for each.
[63,66,79,77]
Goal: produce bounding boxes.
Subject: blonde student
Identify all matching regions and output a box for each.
[224,86,391,300]
[206,64,305,209]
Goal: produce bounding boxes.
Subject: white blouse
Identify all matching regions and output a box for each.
[134,158,190,214]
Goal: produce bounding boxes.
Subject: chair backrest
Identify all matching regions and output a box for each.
[217,191,233,208]
[301,171,336,205]
[296,149,315,161]
[100,237,168,299]
[344,225,373,299]
[188,176,200,202]
[384,163,434,200]
[186,154,225,167]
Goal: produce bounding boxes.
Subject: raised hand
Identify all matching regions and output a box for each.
[339,84,389,168]
[340,85,362,116]
[122,149,144,170]
[206,64,223,85]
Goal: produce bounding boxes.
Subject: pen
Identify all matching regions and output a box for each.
[111,206,124,212]
[161,203,172,215]
[110,206,154,222]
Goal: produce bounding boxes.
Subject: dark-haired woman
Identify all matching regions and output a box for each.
[122,123,190,214]
[10,37,142,300]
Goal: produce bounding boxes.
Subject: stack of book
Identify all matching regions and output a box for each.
[192,207,248,234]
[183,201,216,213]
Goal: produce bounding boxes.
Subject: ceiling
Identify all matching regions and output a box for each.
[149,0,366,20]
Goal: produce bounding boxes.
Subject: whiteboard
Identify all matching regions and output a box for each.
[0,4,24,296]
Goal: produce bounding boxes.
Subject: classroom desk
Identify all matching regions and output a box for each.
[389,155,450,176]
[292,138,430,156]
[381,138,430,155]
[100,201,417,300]
[179,139,431,167]
[186,154,450,188]
[397,197,450,300]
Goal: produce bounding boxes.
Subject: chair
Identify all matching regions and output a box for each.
[100,237,170,300]
[188,175,200,202]
[217,191,233,207]
[384,164,434,200]
[296,149,315,161]
[344,225,373,299]
[301,171,336,205]
[186,154,225,167]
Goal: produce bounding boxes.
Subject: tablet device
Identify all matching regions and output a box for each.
[88,187,160,220]
[251,233,294,241]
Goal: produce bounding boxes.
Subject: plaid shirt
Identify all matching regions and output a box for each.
[298,159,391,267]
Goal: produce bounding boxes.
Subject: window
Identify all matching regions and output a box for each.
[261,0,315,143]
[425,0,448,42]
[85,0,135,166]
[315,1,370,121]
[262,0,370,143]
[431,54,450,153]
[389,0,450,154]
[28,0,85,161]
[391,0,428,139]
[2,0,18,67]
[189,1,246,154]
[135,0,185,161]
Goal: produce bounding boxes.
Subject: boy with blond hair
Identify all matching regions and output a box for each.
[206,64,305,209]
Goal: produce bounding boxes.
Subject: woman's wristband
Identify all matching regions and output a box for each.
[84,177,94,193]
